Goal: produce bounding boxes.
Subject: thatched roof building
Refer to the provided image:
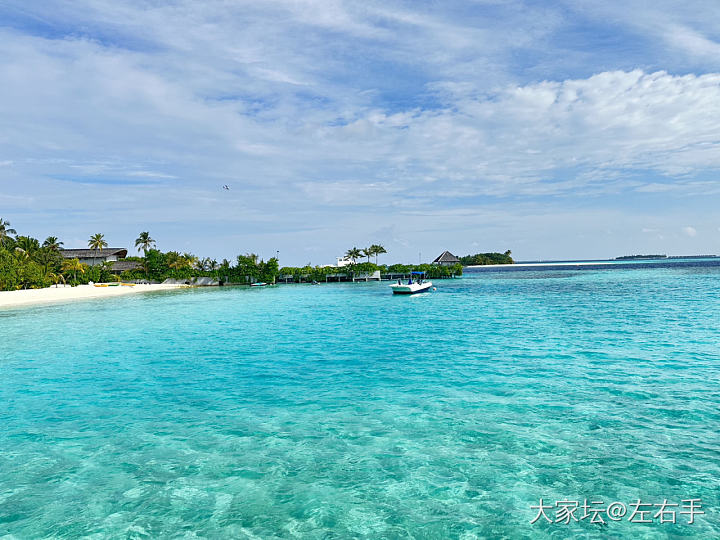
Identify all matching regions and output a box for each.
[61,247,135,272]
[432,250,461,266]
[60,248,142,275]
[61,248,128,261]
[110,260,142,274]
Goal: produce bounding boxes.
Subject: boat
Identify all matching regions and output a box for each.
[390,271,433,294]
[250,282,268,287]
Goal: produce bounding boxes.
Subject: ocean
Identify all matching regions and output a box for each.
[2,260,719,538]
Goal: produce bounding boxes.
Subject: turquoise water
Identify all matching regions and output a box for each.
[2,264,719,538]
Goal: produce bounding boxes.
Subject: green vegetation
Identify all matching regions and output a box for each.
[344,247,363,263]
[0,219,117,290]
[119,250,280,284]
[459,250,514,265]
[135,231,156,254]
[0,219,465,291]
[88,233,108,262]
[345,244,387,264]
[278,262,462,282]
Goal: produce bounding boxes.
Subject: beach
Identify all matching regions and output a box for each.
[0,283,185,309]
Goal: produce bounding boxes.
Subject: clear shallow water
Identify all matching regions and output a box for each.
[1,264,720,539]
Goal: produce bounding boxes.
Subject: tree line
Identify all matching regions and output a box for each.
[0,219,135,290]
[1,218,513,291]
[343,244,387,264]
[459,250,514,265]
[0,220,283,290]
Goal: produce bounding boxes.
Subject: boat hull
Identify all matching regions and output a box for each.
[390,281,433,294]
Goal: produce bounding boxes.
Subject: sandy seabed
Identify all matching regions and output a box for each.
[0,283,186,309]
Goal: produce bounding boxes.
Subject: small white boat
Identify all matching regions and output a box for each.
[390,272,433,294]
[251,282,268,287]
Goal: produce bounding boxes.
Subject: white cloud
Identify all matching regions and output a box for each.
[683,226,698,237]
[2,1,720,261]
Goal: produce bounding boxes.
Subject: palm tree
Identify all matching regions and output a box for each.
[345,247,362,264]
[196,257,210,272]
[166,251,182,271]
[0,218,16,247]
[135,231,156,254]
[14,246,29,260]
[369,244,387,264]
[14,236,40,259]
[47,272,66,288]
[88,233,107,265]
[62,258,86,283]
[181,253,199,272]
[362,247,373,263]
[42,236,63,251]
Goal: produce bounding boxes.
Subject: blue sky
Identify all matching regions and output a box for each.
[2,0,720,264]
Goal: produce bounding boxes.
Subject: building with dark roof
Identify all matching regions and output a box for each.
[109,260,142,274]
[432,250,461,266]
[60,248,128,265]
[60,248,140,274]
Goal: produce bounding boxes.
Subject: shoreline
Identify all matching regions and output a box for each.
[0,283,187,310]
[466,258,718,269]
[467,261,623,268]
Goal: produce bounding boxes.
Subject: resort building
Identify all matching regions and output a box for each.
[432,251,461,266]
[60,248,141,275]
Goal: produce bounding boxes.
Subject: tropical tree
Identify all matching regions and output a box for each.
[0,218,17,247]
[183,253,199,270]
[62,258,86,283]
[15,236,40,257]
[345,247,362,264]
[35,248,61,275]
[369,244,387,264]
[42,236,64,251]
[88,233,107,264]
[47,272,66,287]
[96,260,116,282]
[166,251,184,273]
[14,246,29,260]
[362,247,373,263]
[135,231,156,254]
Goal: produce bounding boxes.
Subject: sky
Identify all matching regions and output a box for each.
[2,0,720,264]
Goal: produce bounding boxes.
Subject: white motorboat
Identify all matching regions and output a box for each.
[390,272,433,294]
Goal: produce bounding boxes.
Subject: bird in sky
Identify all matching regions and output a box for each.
[222,184,230,190]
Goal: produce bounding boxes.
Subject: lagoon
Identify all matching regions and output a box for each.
[1,261,719,537]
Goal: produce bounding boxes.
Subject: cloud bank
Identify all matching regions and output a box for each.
[1,0,720,261]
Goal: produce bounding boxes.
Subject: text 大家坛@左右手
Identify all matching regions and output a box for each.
[530,498,704,525]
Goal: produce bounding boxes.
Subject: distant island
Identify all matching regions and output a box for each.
[667,255,719,259]
[615,254,667,260]
[616,254,718,260]
[460,250,514,266]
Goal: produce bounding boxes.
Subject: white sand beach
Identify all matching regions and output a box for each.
[0,283,186,309]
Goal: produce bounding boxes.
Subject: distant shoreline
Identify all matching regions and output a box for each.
[467,256,720,269]
[0,283,186,310]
